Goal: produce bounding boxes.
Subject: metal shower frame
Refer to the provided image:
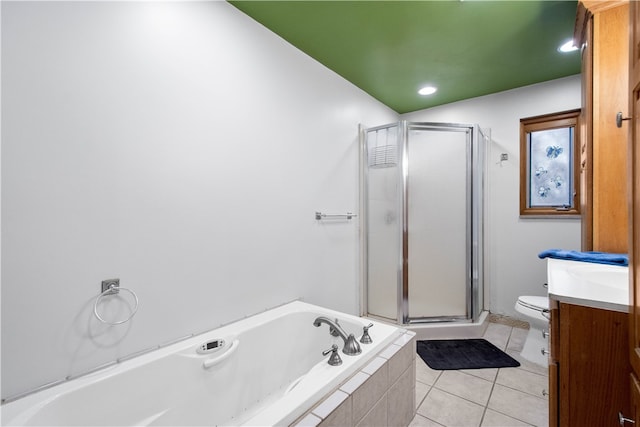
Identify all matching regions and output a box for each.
[359,120,486,325]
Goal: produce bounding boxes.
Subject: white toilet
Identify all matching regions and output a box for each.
[514,295,550,366]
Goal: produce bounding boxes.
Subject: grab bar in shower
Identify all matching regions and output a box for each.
[315,212,357,221]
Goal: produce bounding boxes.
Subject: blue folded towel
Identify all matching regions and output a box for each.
[538,249,628,266]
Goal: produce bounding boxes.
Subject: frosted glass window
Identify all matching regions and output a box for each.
[528,127,573,207]
[520,109,581,216]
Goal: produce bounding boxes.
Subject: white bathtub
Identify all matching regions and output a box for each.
[2,301,404,426]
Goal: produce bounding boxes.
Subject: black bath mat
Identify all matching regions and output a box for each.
[416,339,520,370]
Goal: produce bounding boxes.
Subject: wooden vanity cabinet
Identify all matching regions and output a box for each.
[548,298,560,425]
[628,1,640,425]
[576,1,629,253]
[548,298,630,426]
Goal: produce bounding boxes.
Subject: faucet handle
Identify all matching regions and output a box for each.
[360,323,374,344]
[322,344,342,366]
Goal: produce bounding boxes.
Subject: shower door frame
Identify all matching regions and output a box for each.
[361,121,485,325]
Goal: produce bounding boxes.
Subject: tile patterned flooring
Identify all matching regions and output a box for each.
[410,322,549,427]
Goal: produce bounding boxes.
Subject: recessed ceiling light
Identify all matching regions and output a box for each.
[418,86,437,96]
[558,40,578,53]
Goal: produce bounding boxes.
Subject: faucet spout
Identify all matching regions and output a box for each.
[313,317,362,356]
[313,317,348,340]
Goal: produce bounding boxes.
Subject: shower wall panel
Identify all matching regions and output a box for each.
[365,126,401,321]
[366,168,400,320]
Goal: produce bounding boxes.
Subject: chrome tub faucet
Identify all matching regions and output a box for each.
[313,317,362,356]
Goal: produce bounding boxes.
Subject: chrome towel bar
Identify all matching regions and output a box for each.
[315,211,357,220]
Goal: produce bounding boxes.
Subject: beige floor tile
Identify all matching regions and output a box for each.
[496,367,547,398]
[505,327,528,353]
[460,368,498,383]
[482,323,513,351]
[416,379,430,407]
[481,409,533,426]
[409,414,445,426]
[434,370,493,406]
[416,357,442,386]
[417,388,485,427]
[412,320,548,427]
[505,350,548,377]
[487,384,548,427]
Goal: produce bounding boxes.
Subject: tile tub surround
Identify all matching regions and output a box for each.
[291,331,417,427]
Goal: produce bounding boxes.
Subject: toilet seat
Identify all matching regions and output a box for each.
[514,295,549,330]
[516,295,549,312]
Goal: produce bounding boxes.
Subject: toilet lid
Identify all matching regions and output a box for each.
[517,296,549,312]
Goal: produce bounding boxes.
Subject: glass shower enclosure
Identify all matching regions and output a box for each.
[360,121,487,324]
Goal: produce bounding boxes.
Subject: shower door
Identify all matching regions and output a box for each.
[404,123,472,322]
[362,121,485,324]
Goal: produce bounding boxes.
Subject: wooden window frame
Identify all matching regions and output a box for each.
[519,109,581,217]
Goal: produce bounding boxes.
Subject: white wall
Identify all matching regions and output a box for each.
[402,75,583,319]
[0,1,397,400]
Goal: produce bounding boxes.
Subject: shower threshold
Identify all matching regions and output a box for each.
[364,311,489,341]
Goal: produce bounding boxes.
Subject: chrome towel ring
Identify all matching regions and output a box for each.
[93,282,139,326]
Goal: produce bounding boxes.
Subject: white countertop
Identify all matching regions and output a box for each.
[546,258,629,313]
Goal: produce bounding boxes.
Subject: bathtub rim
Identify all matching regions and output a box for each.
[1,298,306,406]
[1,300,404,426]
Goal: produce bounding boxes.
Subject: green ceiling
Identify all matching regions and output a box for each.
[229,0,581,114]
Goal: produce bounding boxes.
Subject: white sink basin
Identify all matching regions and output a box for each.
[566,264,628,290]
[547,258,629,311]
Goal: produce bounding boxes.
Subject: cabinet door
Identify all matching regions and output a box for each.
[592,5,630,252]
[630,0,640,399]
[631,374,640,424]
[579,7,593,251]
[559,303,629,425]
[579,2,630,252]
[549,298,560,426]
[549,362,559,427]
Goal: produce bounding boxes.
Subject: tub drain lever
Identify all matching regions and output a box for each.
[360,323,373,344]
[322,344,342,366]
